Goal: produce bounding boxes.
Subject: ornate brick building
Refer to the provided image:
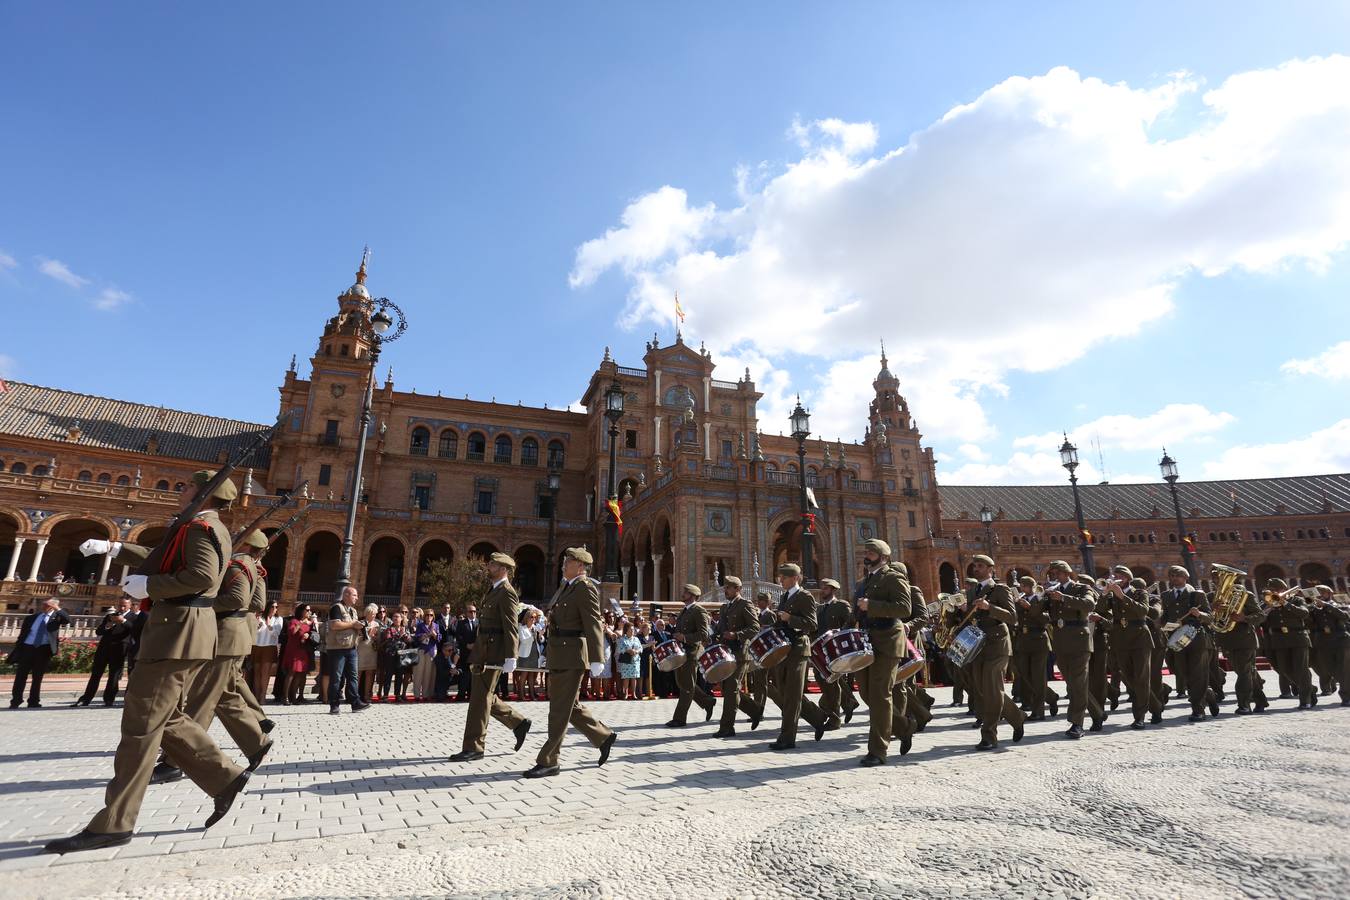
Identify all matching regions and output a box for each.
[2,258,1348,617]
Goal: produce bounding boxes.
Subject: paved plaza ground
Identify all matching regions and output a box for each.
[1,679,1348,899]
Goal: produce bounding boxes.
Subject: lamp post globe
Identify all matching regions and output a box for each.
[979,503,994,554]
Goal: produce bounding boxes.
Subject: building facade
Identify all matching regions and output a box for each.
[2,258,1348,616]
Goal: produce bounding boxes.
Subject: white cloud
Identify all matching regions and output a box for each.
[573,56,1350,442]
[1200,418,1350,479]
[1014,403,1237,453]
[0,250,16,271]
[93,287,132,311]
[37,257,90,288]
[0,354,15,378]
[941,450,1103,486]
[1281,340,1350,380]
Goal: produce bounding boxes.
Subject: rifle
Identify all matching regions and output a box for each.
[265,503,310,548]
[133,409,293,576]
[231,479,309,544]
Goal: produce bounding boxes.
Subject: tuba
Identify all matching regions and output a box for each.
[931,593,963,649]
[1210,563,1249,633]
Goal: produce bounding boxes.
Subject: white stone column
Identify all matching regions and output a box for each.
[703,422,712,461]
[98,551,114,584]
[621,565,630,606]
[653,369,662,397]
[4,538,24,580]
[635,560,646,604]
[653,416,663,458]
[120,565,130,583]
[651,554,663,612]
[703,376,711,411]
[27,539,49,581]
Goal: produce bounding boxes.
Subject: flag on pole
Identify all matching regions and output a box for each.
[674,292,685,323]
[606,498,624,537]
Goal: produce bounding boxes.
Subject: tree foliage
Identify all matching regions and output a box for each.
[418,554,492,614]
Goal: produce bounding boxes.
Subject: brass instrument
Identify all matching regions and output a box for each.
[1262,584,1303,608]
[1209,563,1249,634]
[932,593,964,650]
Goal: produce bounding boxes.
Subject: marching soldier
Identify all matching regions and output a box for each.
[816,577,859,730]
[1102,568,1162,728]
[667,584,716,726]
[1214,569,1268,715]
[853,540,912,765]
[1309,585,1342,696]
[1261,578,1316,709]
[1011,575,1056,720]
[1087,581,1113,715]
[452,552,531,761]
[1144,582,1172,708]
[524,548,615,777]
[46,472,250,853]
[764,563,827,750]
[900,578,934,732]
[1044,560,1103,739]
[1160,566,1220,722]
[960,554,1025,751]
[748,592,775,709]
[713,576,764,736]
[1310,587,1350,706]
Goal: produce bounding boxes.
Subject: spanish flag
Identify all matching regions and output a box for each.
[674,291,686,323]
[1080,528,1093,545]
[606,498,624,536]
[1182,535,1197,554]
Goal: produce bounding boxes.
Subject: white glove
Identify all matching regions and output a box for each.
[80,539,119,557]
[589,661,604,678]
[121,574,150,600]
[500,658,517,674]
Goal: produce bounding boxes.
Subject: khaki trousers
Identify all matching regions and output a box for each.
[672,645,713,723]
[462,668,526,754]
[765,646,824,744]
[971,652,1024,744]
[535,667,612,768]
[857,651,899,760]
[1271,646,1313,705]
[1312,643,1338,693]
[177,655,267,760]
[1057,651,1101,728]
[1227,648,1259,707]
[1012,647,1049,716]
[1116,643,1161,722]
[718,658,763,730]
[748,667,768,709]
[908,684,933,728]
[1179,638,1215,715]
[88,658,242,834]
[818,671,858,721]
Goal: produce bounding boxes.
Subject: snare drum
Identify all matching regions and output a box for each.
[812,628,875,676]
[1166,622,1198,652]
[653,639,687,672]
[896,637,924,681]
[944,625,985,668]
[698,643,738,683]
[748,627,792,669]
[810,637,841,685]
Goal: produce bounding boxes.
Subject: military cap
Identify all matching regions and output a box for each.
[723,575,742,588]
[1047,559,1073,572]
[756,591,771,601]
[1018,575,1036,586]
[820,578,841,590]
[241,530,268,551]
[1112,565,1133,577]
[489,551,516,569]
[1265,577,1287,590]
[1315,584,1333,594]
[778,562,802,577]
[563,547,593,565]
[1167,565,1190,577]
[971,554,995,567]
[683,583,702,597]
[964,577,980,586]
[861,538,892,557]
[1130,577,1148,590]
[192,469,238,502]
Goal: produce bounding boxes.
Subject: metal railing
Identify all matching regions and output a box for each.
[703,465,737,481]
[616,366,647,378]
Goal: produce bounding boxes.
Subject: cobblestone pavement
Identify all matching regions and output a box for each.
[2,682,1348,899]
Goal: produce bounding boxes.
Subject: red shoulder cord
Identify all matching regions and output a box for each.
[141,520,212,611]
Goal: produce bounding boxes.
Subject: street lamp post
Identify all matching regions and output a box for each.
[602,380,625,583]
[1059,434,1095,576]
[1159,449,1195,584]
[979,503,994,555]
[789,397,816,587]
[336,298,407,593]
[545,467,562,591]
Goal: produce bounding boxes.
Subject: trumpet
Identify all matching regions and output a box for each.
[1262,585,1304,607]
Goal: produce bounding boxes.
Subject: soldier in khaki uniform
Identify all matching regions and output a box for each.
[1309,586,1342,696]
[46,472,250,854]
[1310,587,1350,705]
[524,548,615,777]
[899,580,934,732]
[815,578,858,730]
[1261,578,1316,709]
[1160,567,1220,721]
[747,592,775,709]
[765,563,827,750]
[1045,560,1103,739]
[1102,568,1163,728]
[1214,568,1268,715]
[713,576,764,737]
[1011,576,1056,720]
[667,584,716,726]
[961,554,1025,750]
[852,540,912,765]
[453,553,531,760]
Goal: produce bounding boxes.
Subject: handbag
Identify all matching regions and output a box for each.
[619,647,636,663]
[396,648,421,669]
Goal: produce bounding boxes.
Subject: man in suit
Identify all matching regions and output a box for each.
[1161,566,1221,721]
[960,554,1025,751]
[524,547,614,777]
[452,552,531,761]
[8,596,71,708]
[77,597,137,707]
[667,583,716,726]
[764,563,828,751]
[1045,560,1103,739]
[815,577,858,731]
[437,603,455,638]
[712,575,763,737]
[455,605,479,701]
[44,471,249,854]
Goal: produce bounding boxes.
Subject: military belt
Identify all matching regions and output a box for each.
[160,596,214,609]
[1059,619,1087,627]
[1020,626,1046,634]
[551,628,583,637]
[864,617,898,629]
[215,611,248,620]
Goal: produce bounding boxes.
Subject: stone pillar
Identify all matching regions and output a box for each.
[703,423,712,461]
[27,539,49,581]
[653,416,663,458]
[4,537,25,580]
[635,560,646,604]
[98,551,114,585]
[651,553,663,612]
[120,564,130,583]
[621,565,630,606]
[654,369,662,397]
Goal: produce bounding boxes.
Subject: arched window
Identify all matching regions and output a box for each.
[437,429,458,459]
[765,461,779,472]
[78,470,93,482]
[1296,529,1305,539]
[116,475,130,486]
[546,440,565,469]
[174,481,185,491]
[466,432,486,461]
[1127,535,1136,544]
[96,473,111,484]
[156,479,170,490]
[521,437,539,467]
[11,462,27,475]
[409,426,430,457]
[1208,532,1217,541]
[1263,531,1270,540]
[494,434,513,464]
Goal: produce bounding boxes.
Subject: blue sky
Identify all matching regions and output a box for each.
[2,2,1348,485]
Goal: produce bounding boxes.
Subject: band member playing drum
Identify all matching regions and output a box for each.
[1045,560,1103,739]
[816,578,859,730]
[1102,567,1163,729]
[960,554,1024,751]
[713,576,764,737]
[1011,576,1056,721]
[1160,566,1220,722]
[854,539,912,766]
[666,584,716,727]
[764,563,828,750]
[900,581,934,732]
